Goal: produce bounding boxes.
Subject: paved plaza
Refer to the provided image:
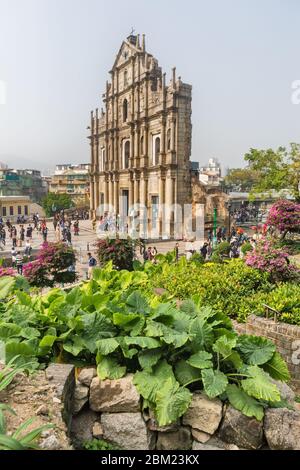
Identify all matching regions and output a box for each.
[1,219,192,280]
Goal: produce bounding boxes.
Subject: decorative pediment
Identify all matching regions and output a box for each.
[111,41,139,71]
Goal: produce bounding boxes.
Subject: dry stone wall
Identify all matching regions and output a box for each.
[233,315,300,388]
[44,365,300,451]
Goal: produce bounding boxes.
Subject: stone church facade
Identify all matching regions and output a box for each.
[89,34,226,237]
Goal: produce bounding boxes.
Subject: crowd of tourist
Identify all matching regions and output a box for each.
[0,210,83,276]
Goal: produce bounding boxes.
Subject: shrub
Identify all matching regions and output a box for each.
[267,199,300,239]
[247,283,300,325]
[0,267,15,278]
[23,242,77,288]
[241,242,253,256]
[95,237,136,271]
[245,239,300,282]
[214,241,231,256]
[190,252,205,264]
[150,258,271,319]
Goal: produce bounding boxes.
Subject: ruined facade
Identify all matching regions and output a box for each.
[89,34,227,237]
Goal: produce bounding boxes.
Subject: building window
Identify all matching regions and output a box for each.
[100,148,106,172]
[123,99,128,122]
[10,206,14,216]
[123,140,130,169]
[124,70,128,87]
[167,128,171,150]
[24,205,28,216]
[140,136,144,155]
[2,207,6,217]
[152,135,161,165]
[18,206,22,215]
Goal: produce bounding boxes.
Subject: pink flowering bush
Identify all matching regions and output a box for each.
[23,242,77,287]
[95,237,137,271]
[0,267,16,278]
[245,239,300,281]
[267,200,300,238]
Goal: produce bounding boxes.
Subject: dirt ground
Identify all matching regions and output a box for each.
[0,365,71,449]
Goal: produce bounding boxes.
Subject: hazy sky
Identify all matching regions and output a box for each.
[0,0,300,173]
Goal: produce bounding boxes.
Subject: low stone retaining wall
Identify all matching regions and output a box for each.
[44,365,300,451]
[233,315,300,389]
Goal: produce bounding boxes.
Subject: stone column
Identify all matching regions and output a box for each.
[104,177,109,208]
[129,176,134,208]
[114,176,119,215]
[130,129,134,168]
[93,176,98,214]
[109,175,114,209]
[171,117,176,153]
[90,179,95,214]
[134,177,139,205]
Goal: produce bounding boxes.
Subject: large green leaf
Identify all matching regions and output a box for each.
[112,313,145,336]
[224,351,244,370]
[187,351,213,369]
[133,360,176,403]
[5,341,38,369]
[138,349,162,370]
[0,323,22,339]
[189,318,214,352]
[126,291,150,315]
[39,335,57,350]
[161,325,189,349]
[0,277,15,300]
[262,352,290,382]
[241,365,281,402]
[201,368,228,398]
[155,378,192,426]
[226,384,264,421]
[144,320,164,337]
[179,299,198,317]
[63,336,85,356]
[213,335,237,358]
[80,312,116,353]
[124,337,161,349]
[237,335,276,365]
[97,356,126,380]
[96,338,120,356]
[65,287,83,306]
[174,360,200,385]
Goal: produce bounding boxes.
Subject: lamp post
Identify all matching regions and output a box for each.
[213,207,218,247]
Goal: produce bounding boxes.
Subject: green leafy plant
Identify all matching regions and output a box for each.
[0,263,291,425]
[83,439,120,450]
[0,405,53,450]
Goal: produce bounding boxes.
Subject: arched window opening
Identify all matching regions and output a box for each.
[140,136,144,155]
[100,148,106,172]
[123,99,128,122]
[154,136,160,165]
[167,129,171,151]
[123,140,130,169]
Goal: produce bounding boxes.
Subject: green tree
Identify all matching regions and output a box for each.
[244,143,300,201]
[225,168,260,191]
[41,193,73,217]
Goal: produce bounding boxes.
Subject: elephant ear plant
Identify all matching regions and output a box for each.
[96,295,290,425]
[0,357,53,450]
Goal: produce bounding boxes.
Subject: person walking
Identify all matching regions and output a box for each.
[24,239,32,257]
[11,247,17,267]
[42,225,48,242]
[200,242,209,260]
[26,224,33,239]
[87,252,97,279]
[15,251,23,275]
